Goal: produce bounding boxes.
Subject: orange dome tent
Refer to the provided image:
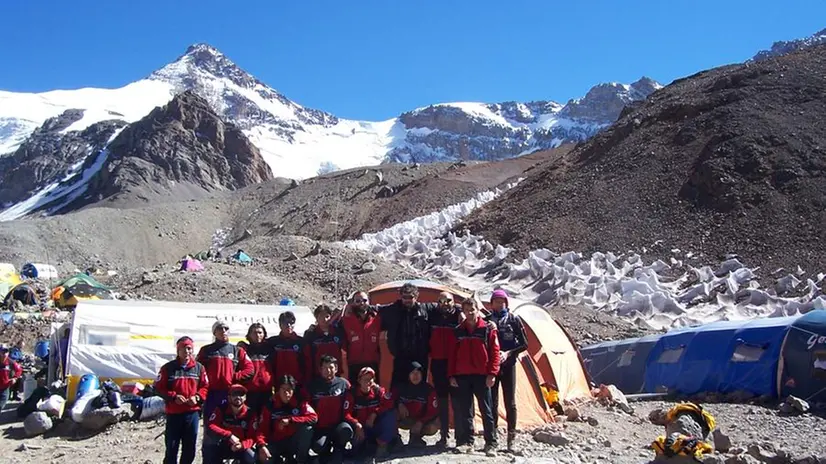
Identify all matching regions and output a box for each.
[363,279,592,429]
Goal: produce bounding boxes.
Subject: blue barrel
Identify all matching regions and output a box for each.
[35,340,49,359]
[76,374,100,398]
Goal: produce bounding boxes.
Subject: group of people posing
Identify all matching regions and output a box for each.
[156,283,528,464]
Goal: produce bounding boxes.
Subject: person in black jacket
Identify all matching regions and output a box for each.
[486,289,528,452]
[378,283,439,388]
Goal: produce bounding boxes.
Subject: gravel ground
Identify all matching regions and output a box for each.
[2,399,824,464]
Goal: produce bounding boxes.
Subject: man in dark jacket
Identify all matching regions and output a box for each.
[155,336,210,464]
[379,283,438,388]
[486,289,529,452]
[428,292,462,446]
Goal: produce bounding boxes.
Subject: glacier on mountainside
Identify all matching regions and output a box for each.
[343,187,826,330]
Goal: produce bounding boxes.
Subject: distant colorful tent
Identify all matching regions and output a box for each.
[53,279,114,309]
[56,273,110,291]
[231,250,253,264]
[0,263,22,304]
[3,283,40,307]
[180,258,204,272]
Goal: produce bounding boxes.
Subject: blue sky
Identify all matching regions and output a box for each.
[1,1,823,120]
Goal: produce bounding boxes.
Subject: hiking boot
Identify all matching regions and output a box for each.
[507,431,516,452]
[484,443,498,457]
[375,443,389,460]
[435,436,448,449]
[408,434,426,448]
[453,444,472,454]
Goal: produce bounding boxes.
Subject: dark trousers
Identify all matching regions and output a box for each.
[263,424,313,463]
[454,375,496,447]
[202,390,228,428]
[312,422,354,463]
[164,411,199,464]
[391,355,428,388]
[348,362,379,387]
[0,388,8,412]
[492,362,517,433]
[202,442,255,464]
[430,359,454,439]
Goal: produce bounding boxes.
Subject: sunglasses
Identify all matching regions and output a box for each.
[229,392,246,397]
[216,326,229,331]
[439,299,453,303]
[401,294,416,300]
[353,299,366,303]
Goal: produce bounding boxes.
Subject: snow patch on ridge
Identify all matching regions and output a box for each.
[343,188,826,330]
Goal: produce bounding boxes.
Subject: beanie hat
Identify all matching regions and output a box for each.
[490,289,509,305]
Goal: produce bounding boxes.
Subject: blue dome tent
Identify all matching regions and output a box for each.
[779,310,826,403]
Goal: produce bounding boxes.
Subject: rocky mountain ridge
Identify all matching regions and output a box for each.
[752,27,826,61]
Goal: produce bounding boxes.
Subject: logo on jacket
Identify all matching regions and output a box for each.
[333,388,342,396]
[334,336,340,343]
[227,353,235,360]
[292,408,299,415]
[293,345,300,351]
[241,421,247,428]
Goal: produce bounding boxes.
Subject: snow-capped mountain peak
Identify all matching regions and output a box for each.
[150,42,261,91]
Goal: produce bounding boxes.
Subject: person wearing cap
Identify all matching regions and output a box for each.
[155,336,210,464]
[203,384,256,464]
[428,291,464,446]
[237,322,273,413]
[449,299,500,457]
[306,355,353,464]
[378,283,439,388]
[303,304,347,382]
[0,343,23,412]
[486,288,528,452]
[341,291,383,386]
[393,361,439,447]
[256,374,317,464]
[267,311,308,388]
[344,366,396,459]
[197,320,255,428]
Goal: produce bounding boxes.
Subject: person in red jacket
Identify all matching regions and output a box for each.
[197,320,255,427]
[0,343,22,413]
[393,361,439,447]
[448,299,500,457]
[237,322,273,412]
[303,305,346,382]
[256,375,317,464]
[345,366,397,459]
[155,336,209,464]
[306,355,354,464]
[203,384,256,464]
[341,291,382,386]
[267,311,307,388]
[428,291,463,446]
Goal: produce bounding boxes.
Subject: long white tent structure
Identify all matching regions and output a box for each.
[64,300,315,400]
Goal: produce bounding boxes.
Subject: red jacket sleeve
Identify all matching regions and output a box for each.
[422,389,438,422]
[198,362,210,400]
[12,361,22,379]
[154,365,176,400]
[343,391,359,426]
[291,400,319,425]
[487,323,501,376]
[196,346,206,366]
[255,408,272,446]
[377,387,394,414]
[207,406,232,438]
[234,347,255,382]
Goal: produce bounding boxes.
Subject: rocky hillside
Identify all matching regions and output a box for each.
[463,44,826,276]
[752,27,826,61]
[65,91,273,209]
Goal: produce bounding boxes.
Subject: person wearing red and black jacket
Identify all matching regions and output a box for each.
[237,323,273,413]
[303,304,346,382]
[203,384,256,464]
[267,311,307,388]
[486,289,529,452]
[306,355,354,464]
[449,299,501,457]
[197,320,255,427]
[378,282,439,388]
[428,291,463,446]
[155,336,209,464]
[255,375,317,464]
[345,367,396,459]
[341,291,383,386]
[0,344,22,413]
[393,361,439,447]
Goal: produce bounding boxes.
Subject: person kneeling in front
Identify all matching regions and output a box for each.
[255,375,317,463]
[394,361,440,447]
[307,355,353,464]
[345,367,397,459]
[203,384,256,464]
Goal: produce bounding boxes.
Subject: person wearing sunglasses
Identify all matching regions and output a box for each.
[197,321,255,428]
[203,384,256,464]
[267,311,308,389]
[428,292,464,447]
[341,291,382,386]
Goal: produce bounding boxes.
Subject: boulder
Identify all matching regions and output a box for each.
[23,411,53,437]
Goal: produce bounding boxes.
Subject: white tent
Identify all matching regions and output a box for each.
[65,300,315,400]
